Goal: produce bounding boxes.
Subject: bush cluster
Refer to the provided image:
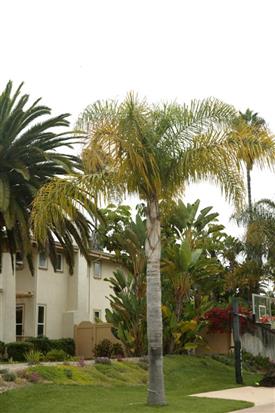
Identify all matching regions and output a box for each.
[4,337,75,362]
[94,339,124,358]
[29,337,75,356]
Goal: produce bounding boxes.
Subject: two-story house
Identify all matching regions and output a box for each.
[0,245,120,343]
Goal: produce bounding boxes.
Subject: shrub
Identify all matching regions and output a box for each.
[24,350,42,365]
[112,343,124,358]
[95,357,111,365]
[243,351,272,372]
[204,305,250,333]
[64,368,73,378]
[27,337,75,356]
[6,342,34,362]
[16,369,27,379]
[94,339,113,358]
[28,337,52,354]
[0,341,5,359]
[46,349,67,361]
[27,372,41,383]
[259,368,275,387]
[3,371,17,382]
[50,338,75,356]
[0,368,9,375]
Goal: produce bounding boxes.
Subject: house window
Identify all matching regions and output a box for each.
[38,252,48,269]
[55,253,63,272]
[94,262,102,279]
[16,305,24,337]
[93,310,101,322]
[37,305,46,336]
[16,252,24,269]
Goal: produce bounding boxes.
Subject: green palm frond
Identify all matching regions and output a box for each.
[0,81,85,273]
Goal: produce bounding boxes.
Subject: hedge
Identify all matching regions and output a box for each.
[25,337,75,356]
[5,337,75,361]
[6,341,34,361]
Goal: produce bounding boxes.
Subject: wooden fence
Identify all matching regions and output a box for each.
[74,321,119,359]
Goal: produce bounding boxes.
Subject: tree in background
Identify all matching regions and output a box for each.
[230,109,275,220]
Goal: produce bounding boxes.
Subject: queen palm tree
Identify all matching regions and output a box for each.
[0,81,93,274]
[231,109,275,220]
[32,94,269,405]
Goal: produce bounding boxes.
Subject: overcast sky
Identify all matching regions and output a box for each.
[2,0,275,236]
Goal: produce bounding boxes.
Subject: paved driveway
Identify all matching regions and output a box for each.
[191,386,275,413]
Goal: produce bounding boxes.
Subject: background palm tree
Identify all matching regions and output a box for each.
[0,81,92,273]
[32,93,268,405]
[231,109,275,220]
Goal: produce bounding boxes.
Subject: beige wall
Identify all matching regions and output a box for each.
[0,254,16,342]
[89,260,120,322]
[0,249,121,342]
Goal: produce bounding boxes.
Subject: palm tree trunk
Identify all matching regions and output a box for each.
[247,166,252,221]
[145,198,166,406]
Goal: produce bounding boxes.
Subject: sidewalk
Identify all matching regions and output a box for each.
[191,386,275,413]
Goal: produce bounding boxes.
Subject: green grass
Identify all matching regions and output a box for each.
[1,355,259,413]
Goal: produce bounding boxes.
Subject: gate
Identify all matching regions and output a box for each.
[74,321,119,358]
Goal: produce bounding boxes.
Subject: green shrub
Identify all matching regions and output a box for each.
[28,336,52,354]
[46,349,67,361]
[0,341,5,359]
[259,367,275,387]
[50,338,75,356]
[112,343,124,357]
[6,341,34,361]
[243,351,272,372]
[0,368,9,375]
[64,368,73,378]
[24,350,42,365]
[27,337,75,356]
[2,371,17,382]
[94,339,113,358]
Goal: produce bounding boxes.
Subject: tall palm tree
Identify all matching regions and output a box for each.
[231,109,274,220]
[32,94,267,405]
[0,81,93,273]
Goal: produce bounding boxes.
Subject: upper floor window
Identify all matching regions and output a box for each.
[93,309,102,322]
[94,262,102,279]
[38,252,48,269]
[16,252,24,270]
[55,253,63,272]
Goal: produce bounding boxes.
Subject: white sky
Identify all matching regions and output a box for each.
[2,0,275,236]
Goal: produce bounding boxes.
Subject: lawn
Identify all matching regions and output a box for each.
[0,355,260,413]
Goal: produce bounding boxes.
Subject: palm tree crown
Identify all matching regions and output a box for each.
[0,81,91,273]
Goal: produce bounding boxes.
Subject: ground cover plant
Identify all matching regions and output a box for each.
[0,355,259,412]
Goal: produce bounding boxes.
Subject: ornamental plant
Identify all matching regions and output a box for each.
[204,305,250,333]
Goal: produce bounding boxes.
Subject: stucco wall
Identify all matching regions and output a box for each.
[1,254,16,342]
[89,259,121,322]
[241,324,275,362]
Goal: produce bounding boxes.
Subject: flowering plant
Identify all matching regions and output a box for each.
[204,305,250,333]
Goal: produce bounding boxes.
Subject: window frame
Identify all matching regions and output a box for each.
[93,309,102,322]
[38,252,48,270]
[15,252,24,270]
[55,253,63,272]
[93,261,102,279]
[16,304,24,337]
[37,304,46,337]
